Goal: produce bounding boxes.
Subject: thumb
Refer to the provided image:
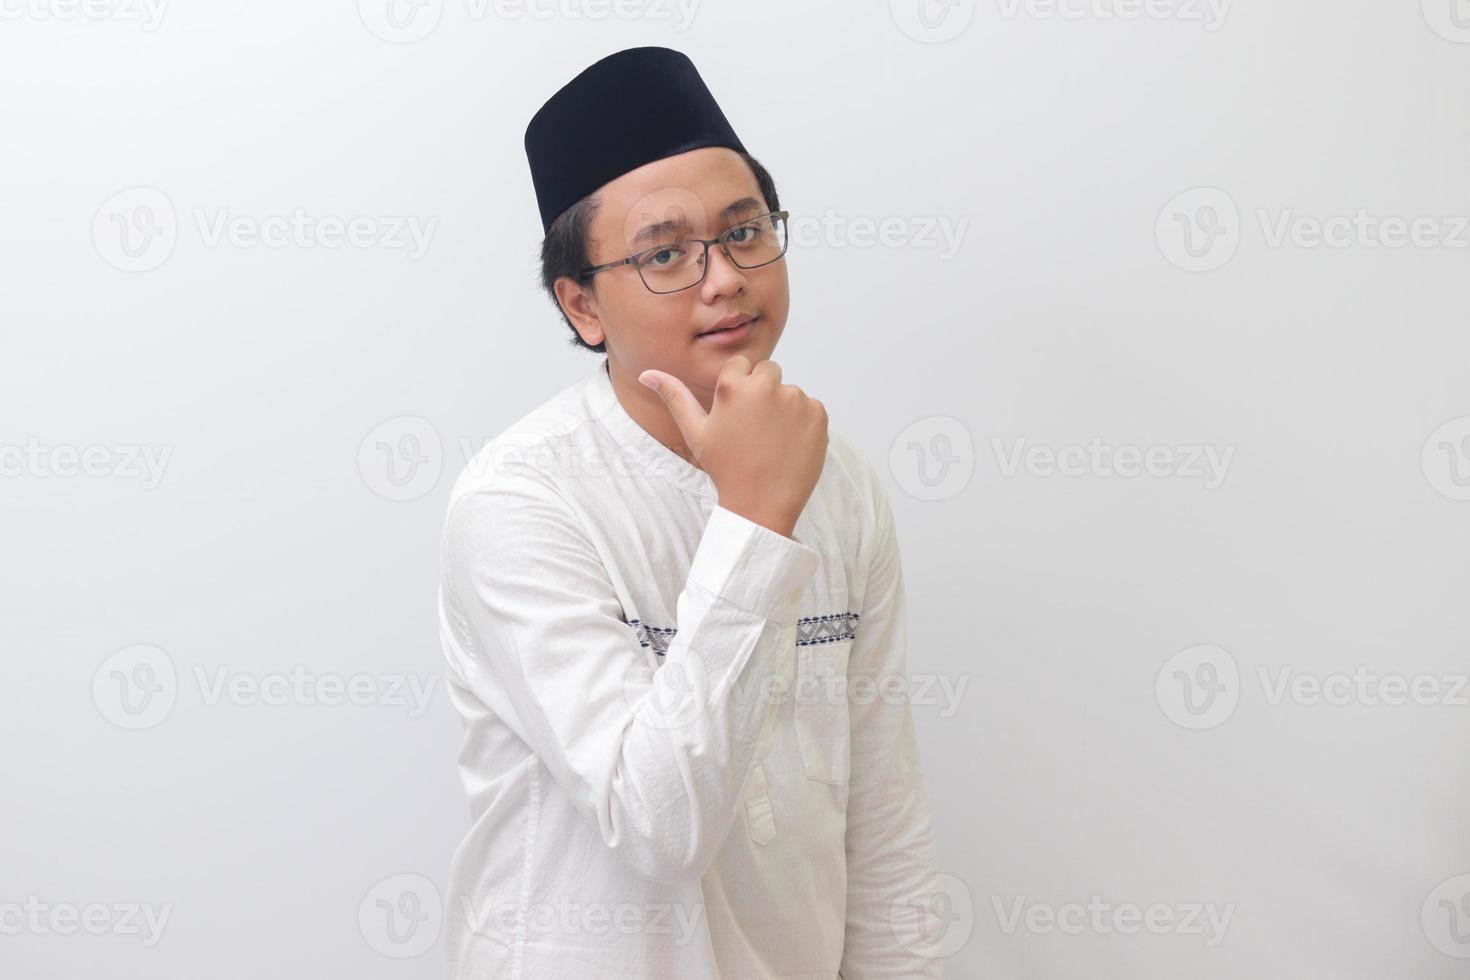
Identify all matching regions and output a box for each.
[638,369,708,442]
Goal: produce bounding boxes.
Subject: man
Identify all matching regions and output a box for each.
[438,45,943,978]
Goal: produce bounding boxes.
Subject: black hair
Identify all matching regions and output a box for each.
[537,151,781,354]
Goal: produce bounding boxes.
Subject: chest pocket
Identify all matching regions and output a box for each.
[793,587,857,785]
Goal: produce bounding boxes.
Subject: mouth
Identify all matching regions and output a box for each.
[696,314,758,342]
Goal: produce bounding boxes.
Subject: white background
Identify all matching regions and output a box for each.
[4,0,1470,977]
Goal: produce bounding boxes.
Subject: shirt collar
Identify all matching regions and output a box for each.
[585,357,717,501]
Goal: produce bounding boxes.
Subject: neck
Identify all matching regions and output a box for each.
[604,357,711,469]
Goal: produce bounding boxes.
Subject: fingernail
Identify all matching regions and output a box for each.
[638,372,660,392]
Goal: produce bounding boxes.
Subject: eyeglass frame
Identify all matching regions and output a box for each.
[577,210,791,294]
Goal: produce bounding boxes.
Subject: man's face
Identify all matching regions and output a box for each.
[557,146,790,396]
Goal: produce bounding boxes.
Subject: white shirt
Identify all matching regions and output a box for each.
[437,357,943,979]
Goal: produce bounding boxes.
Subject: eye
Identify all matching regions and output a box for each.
[728,223,762,245]
[644,246,685,267]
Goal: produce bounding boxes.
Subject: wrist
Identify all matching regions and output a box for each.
[717,498,797,539]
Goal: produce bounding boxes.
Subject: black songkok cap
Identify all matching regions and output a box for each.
[524,46,749,234]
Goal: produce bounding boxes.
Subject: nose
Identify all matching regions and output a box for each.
[698,241,748,301]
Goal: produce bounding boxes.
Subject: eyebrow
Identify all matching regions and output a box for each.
[631,197,764,245]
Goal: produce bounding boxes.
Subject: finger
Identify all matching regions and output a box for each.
[638,369,708,439]
[751,359,782,385]
[718,354,754,383]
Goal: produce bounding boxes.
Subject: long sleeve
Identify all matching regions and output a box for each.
[838,463,945,980]
[439,459,820,885]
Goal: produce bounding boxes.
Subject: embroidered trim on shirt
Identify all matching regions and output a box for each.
[627,612,859,656]
[796,611,861,646]
[626,619,680,657]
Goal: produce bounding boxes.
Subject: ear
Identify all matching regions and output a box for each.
[553,275,605,349]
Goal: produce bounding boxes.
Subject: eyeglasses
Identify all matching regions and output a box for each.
[579,210,790,295]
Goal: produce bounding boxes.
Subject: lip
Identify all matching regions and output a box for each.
[695,316,757,345]
[698,313,756,337]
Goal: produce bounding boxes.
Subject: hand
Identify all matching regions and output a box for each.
[639,356,828,538]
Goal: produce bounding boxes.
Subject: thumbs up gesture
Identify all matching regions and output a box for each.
[639,356,828,539]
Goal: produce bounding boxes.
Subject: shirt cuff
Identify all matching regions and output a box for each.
[687,504,821,621]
